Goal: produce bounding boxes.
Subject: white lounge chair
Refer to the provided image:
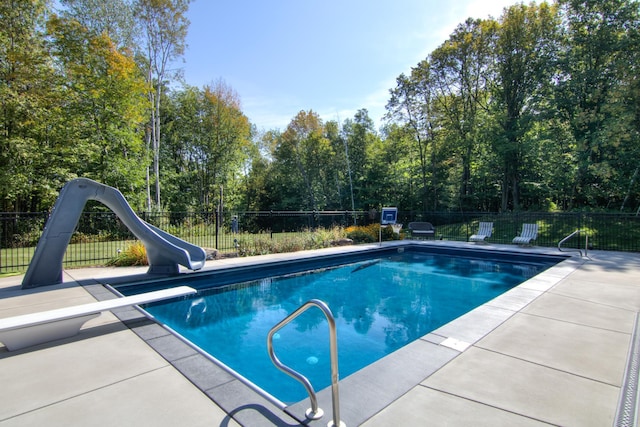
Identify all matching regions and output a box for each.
[513,223,538,245]
[469,222,493,242]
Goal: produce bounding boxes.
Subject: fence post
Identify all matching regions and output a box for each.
[215,206,219,250]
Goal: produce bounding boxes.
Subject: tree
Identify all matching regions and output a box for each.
[161,82,251,211]
[340,109,378,210]
[366,123,418,210]
[0,0,59,212]
[136,0,191,209]
[555,0,640,208]
[238,139,269,211]
[386,61,441,210]
[619,11,640,211]
[59,0,137,50]
[47,15,148,206]
[271,111,335,210]
[196,81,251,209]
[429,18,497,209]
[321,120,351,212]
[491,2,560,210]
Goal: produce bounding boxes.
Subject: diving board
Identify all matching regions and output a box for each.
[0,286,196,351]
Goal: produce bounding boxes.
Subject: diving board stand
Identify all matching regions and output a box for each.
[0,286,196,351]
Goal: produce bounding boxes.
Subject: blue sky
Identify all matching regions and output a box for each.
[182,1,526,131]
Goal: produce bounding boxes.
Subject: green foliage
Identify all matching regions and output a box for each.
[161,82,252,211]
[47,15,148,202]
[0,0,59,212]
[345,223,400,243]
[345,228,376,244]
[553,0,640,209]
[490,2,560,211]
[2,1,640,215]
[312,226,346,247]
[235,227,349,256]
[268,110,338,210]
[106,241,148,266]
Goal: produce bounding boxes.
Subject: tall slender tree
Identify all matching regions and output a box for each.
[136,0,191,209]
[161,82,251,211]
[340,109,377,210]
[386,61,440,210]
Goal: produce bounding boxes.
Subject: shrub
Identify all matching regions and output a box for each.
[345,223,402,243]
[106,241,148,266]
[346,228,377,243]
[311,226,346,247]
[236,226,350,256]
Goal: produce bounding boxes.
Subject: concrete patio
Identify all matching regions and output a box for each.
[0,243,638,426]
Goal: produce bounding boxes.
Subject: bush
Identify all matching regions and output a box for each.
[235,226,350,256]
[106,241,148,266]
[311,226,346,247]
[346,228,377,243]
[346,223,401,243]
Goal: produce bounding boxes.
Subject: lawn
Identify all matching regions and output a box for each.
[2,216,638,274]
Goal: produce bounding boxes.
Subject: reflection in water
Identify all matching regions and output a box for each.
[145,252,553,403]
[185,298,207,325]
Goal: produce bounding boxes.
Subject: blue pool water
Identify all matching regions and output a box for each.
[139,249,556,403]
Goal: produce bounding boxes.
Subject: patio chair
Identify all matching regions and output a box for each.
[408,222,436,239]
[469,222,493,243]
[512,223,538,245]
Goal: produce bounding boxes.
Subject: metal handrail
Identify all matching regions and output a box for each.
[267,299,345,427]
[558,229,588,257]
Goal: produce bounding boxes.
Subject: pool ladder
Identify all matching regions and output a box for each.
[558,229,588,257]
[267,299,346,427]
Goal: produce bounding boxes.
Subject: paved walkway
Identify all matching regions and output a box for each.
[361,248,640,427]
[0,244,638,426]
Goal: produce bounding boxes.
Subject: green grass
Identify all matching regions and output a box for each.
[0,229,341,272]
[0,271,21,278]
[2,217,638,274]
[1,239,138,273]
[435,217,637,251]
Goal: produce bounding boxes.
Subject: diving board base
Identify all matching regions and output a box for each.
[0,313,100,351]
[0,286,196,351]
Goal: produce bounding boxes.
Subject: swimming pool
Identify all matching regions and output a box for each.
[116,245,560,404]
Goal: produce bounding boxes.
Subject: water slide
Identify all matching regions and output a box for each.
[22,178,206,289]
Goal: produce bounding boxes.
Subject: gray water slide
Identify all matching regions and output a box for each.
[22,178,206,289]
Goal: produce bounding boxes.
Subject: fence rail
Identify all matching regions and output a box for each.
[1,210,639,273]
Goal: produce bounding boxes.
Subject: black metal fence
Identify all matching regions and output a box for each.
[1,210,639,273]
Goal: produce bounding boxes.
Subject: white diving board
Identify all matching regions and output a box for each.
[0,286,196,351]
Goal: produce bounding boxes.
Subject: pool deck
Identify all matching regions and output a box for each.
[0,241,639,426]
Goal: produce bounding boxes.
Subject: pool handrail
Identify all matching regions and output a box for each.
[267,299,345,427]
[558,229,588,257]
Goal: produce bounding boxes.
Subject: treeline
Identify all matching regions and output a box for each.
[2,0,640,215]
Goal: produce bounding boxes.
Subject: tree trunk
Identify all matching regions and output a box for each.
[153,85,162,208]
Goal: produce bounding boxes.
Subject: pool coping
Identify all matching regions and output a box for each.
[83,240,584,427]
